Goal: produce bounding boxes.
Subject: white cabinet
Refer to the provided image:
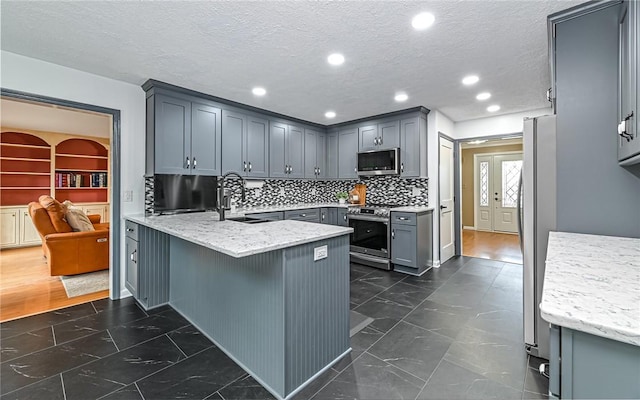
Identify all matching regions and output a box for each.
[1,206,42,249]
[81,203,108,223]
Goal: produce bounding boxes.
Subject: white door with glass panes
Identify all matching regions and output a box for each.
[475,153,522,233]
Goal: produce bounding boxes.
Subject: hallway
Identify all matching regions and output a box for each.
[462,229,523,264]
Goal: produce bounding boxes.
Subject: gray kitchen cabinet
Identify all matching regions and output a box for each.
[359,120,400,151]
[549,324,640,399]
[245,211,284,220]
[304,129,326,179]
[618,0,640,165]
[400,118,421,177]
[338,128,359,179]
[326,208,338,225]
[124,221,170,310]
[284,208,320,223]
[390,210,433,275]
[337,208,348,226]
[270,122,305,178]
[326,132,339,179]
[222,110,269,178]
[320,208,329,224]
[153,94,221,176]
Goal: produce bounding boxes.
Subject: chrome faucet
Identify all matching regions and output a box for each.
[217,172,246,221]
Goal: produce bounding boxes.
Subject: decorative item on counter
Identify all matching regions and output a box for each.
[336,191,348,204]
[355,183,366,205]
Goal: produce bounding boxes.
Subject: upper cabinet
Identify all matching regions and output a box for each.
[221,110,269,178]
[150,94,221,176]
[618,0,640,165]
[359,120,400,151]
[400,117,423,177]
[270,122,305,178]
[338,128,359,179]
[304,129,326,179]
[326,132,339,179]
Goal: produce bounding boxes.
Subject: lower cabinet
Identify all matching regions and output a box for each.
[245,211,284,220]
[390,210,433,275]
[1,207,41,249]
[549,324,640,399]
[125,221,170,310]
[323,208,338,225]
[337,208,348,226]
[81,203,109,223]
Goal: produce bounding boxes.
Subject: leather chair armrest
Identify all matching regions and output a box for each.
[45,229,109,243]
[87,214,101,224]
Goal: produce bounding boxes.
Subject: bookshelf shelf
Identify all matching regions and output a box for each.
[1,132,52,206]
[55,187,108,190]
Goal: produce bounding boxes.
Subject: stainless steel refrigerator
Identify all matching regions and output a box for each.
[519,115,556,361]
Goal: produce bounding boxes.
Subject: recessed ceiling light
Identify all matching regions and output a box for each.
[476,92,491,101]
[467,140,488,145]
[327,53,345,66]
[394,93,409,102]
[462,75,479,85]
[412,12,435,30]
[252,87,266,96]
[487,105,501,112]
[325,111,336,118]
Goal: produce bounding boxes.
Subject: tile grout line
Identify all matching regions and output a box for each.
[165,333,188,359]
[51,325,57,346]
[106,328,120,352]
[413,355,447,400]
[365,351,427,383]
[60,373,67,400]
[90,301,98,314]
[134,381,146,400]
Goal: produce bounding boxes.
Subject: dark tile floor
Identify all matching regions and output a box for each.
[0,256,548,400]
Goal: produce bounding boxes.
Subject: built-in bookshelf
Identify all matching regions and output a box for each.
[55,139,109,203]
[0,132,52,206]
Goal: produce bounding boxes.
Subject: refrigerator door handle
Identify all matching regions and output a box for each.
[516,168,524,252]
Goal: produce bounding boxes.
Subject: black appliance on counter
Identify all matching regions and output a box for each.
[347,203,399,270]
[154,174,217,214]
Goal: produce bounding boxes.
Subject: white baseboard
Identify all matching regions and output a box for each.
[463,226,476,230]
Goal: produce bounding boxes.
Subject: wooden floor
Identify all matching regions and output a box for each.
[462,229,523,264]
[0,246,108,323]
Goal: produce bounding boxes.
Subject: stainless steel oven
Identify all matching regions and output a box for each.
[347,207,392,270]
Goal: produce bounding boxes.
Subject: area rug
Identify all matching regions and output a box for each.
[60,270,109,298]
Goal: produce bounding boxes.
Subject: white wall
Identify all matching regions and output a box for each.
[427,110,455,266]
[453,107,550,139]
[1,51,146,298]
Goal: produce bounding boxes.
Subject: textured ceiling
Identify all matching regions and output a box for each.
[0,1,583,124]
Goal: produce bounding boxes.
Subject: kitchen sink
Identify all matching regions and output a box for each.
[227,216,272,224]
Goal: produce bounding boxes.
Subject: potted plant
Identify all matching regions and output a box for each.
[336,191,348,204]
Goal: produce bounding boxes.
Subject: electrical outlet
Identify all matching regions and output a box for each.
[280,187,285,196]
[123,190,133,202]
[253,189,262,198]
[412,187,422,197]
[311,188,317,195]
[314,245,328,261]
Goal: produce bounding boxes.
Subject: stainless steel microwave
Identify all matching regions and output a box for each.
[357,148,400,176]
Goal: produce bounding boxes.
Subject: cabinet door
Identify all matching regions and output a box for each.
[619,2,638,162]
[246,116,269,178]
[327,207,338,225]
[191,102,221,176]
[0,209,19,247]
[400,118,421,177]
[379,120,400,149]
[20,208,41,245]
[304,129,318,179]
[358,124,378,151]
[338,128,359,179]
[337,208,348,226]
[222,110,246,175]
[155,95,191,174]
[316,133,327,179]
[287,124,305,178]
[391,224,417,268]
[320,208,329,224]
[269,121,288,178]
[326,133,339,179]
[125,236,138,298]
[83,205,106,223]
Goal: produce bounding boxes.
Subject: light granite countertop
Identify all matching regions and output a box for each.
[540,231,640,347]
[125,211,352,258]
[391,206,434,213]
[239,202,352,213]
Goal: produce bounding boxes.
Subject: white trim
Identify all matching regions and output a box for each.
[463,226,476,230]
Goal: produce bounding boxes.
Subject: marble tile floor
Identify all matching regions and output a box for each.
[0,256,547,400]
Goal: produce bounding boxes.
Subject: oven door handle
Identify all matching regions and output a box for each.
[347,214,389,223]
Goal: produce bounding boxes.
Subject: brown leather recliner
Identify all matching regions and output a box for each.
[28,201,110,276]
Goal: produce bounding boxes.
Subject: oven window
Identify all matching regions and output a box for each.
[358,150,395,171]
[349,218,388,252]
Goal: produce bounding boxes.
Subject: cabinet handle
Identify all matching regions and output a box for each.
[131,249,137,263]
[126,228,134,232]
[343,214,347,221]
[317,167,320,175]
[619,112,634,142]
[243,161,247,172]
[374,137,379,145]
[354,167,357,173]
[401,163,404,173]
[193,157,197,169]
[398,217,409,221]
[284,165,288,174]
[289,165,293,174]
[185,157,190,169]
[392,229,395,239]
[301,213,306,217]
[322,213,325,220]
[379,136,383,145]
[248,162,252,172]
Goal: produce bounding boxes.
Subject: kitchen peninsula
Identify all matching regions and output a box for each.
[124,212,352,400]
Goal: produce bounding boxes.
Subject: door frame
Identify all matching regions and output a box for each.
[1,88,122,299]
[472,150,523,232]
[438,132,461,260]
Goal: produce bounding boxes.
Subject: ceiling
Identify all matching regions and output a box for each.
[1,1,583,125]
[1,98,112,138]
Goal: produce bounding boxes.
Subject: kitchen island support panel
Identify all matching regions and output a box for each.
[168,235,350,399]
